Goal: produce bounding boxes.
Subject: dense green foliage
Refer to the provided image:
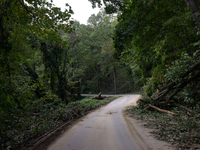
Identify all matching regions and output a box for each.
[113,0,200,102]
[0,0,73,109]
[65,10,140,94]
[89,0,200,105]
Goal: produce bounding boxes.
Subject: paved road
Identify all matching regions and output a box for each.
[47,95,143,150]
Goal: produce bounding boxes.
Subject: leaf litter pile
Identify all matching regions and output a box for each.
[126,105,200,149]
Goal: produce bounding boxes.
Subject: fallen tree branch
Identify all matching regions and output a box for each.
[157,89,167,96]
[165,70,200,105]
[153,86,172,102]
[159,82,175,91]
[154,60,200,104]
[93,92,104,100]
[140,99,151,104]
[143,105,150,111]
[175,104,194,114]
[180,60,200,78]
[147,104,175,115]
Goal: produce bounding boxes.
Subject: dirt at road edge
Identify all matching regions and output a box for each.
[123,95,175,150]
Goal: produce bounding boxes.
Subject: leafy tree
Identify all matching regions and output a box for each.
[65,10,138,94]
[110,0,200,104]
[0,1,76,149]
[88,0,123,13]
[0,0,73,108]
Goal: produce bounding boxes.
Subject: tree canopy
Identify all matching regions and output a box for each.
[0,0,74,108]
[112,0,200,104]
[88,0,200,105]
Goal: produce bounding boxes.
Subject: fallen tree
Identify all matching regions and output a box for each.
[93,92,104,100]
[152,60,200,105]
[138,58,200,114]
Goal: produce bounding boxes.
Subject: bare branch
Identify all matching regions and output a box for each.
[153,83,175,102]
[145,104,175,115]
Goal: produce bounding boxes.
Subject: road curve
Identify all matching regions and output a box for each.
[47,95,145,150]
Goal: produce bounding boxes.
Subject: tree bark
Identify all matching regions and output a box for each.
[153,83,175,102]
[184,0,200,24]
[184,0,200,13]
[113,66,117,94]
[144,104,175,115]
[50,71,56,93]
[93,92,103,100]
[57,74,68,104]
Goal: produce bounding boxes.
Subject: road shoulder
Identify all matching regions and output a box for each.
[123,95,175,150]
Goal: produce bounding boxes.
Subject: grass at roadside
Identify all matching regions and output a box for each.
[126,106,200,149]
[0,96,118,150]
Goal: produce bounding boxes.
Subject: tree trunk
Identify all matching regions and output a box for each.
[184,0,200,13]
[23,63,46,98]
[184,0,200,24]
[57,74,68,104]
[113,67,117,94]
[50,71,56,93]
[7,64,23,109]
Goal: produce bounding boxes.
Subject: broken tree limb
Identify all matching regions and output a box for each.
[174,104,194,114]
[153,82,176,103]
[143,105,150,111]
[140,99,151,104]
[153,85,172,102]
[157,89,167,96]
[93,92,104,100]
[154,60,200,104]
[160,82,175,91]
[180,60,200,78]
[165,70,200,105]
[148,104,175,115]
[97,92,102,97]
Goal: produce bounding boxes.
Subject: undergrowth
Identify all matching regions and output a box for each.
[0,96,115,150]
[126,106,200,149]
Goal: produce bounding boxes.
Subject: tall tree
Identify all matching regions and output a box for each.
[110,0,200,103]
[0,0,73,108]
[65,10,137,94]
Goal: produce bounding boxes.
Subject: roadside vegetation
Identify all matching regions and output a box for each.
[126,103,200,149]
[0,96,117,150]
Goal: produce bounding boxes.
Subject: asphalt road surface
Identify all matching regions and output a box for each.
[47,95,147,150]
